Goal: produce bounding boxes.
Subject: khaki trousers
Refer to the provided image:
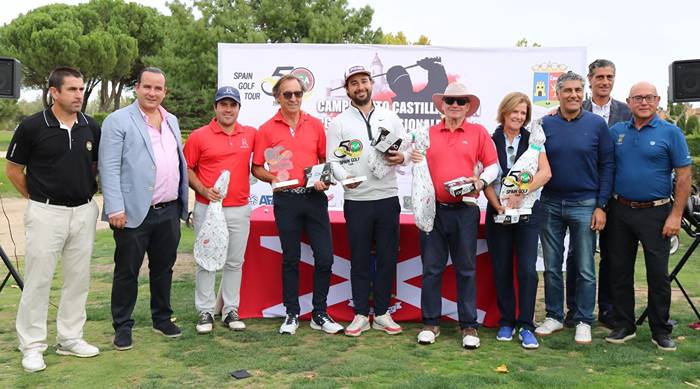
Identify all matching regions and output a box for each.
[16,200,98,352]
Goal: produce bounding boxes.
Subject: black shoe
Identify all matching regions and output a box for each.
[598,313,616,330]
[563,312,577,328]
[113,328,133,351]
[153,320,182,338]
[651,334,677,351]
[605,327,636,344]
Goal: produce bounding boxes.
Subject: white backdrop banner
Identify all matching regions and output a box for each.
[217,43,587,211]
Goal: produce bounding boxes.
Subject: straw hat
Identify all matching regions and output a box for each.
[431,82,480,116]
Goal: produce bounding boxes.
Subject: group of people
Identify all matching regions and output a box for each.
[5,58,690,373]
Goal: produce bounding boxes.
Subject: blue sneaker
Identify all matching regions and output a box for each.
[519,328,539,349]
[496,326,514,341]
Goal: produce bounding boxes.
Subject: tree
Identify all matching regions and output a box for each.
[0,100,21,131]
[666,102,692,134]
[516,38,541,47]
[687,114,699,135]
[0,0,163,110]
[383,31,430,45]
[151,0,383,133]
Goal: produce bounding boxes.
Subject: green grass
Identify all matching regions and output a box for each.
[0,158,21,197]
[0,130,13,150]
[0,226,698,388]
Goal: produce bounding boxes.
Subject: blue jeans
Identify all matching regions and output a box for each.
[540,197,597,325]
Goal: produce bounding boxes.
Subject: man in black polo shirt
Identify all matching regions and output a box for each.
[5,67,101,373]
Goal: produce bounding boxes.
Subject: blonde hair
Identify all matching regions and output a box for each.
[496,92,532,127]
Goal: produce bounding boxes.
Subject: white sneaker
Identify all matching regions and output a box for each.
[535,318,564,336]
[21,350,46,372]
[310,312,344,334]
[195,312,214,334]
[417,326,440,345]
[575,323,592,344]
[344,315,370,337]
[279,314,299,335]
[56,339,100,358]
[372,313,402,335]
[223,311,246,331]
[461,328,480,349]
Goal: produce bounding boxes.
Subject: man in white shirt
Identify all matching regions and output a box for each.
[327,65,410,337]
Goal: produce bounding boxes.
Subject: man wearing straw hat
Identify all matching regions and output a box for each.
[411,82,499,349]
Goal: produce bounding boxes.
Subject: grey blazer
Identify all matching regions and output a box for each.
[98,101,189,228]
[582,98,632,127]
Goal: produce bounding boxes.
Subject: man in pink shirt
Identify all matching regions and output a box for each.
[99,67,189,350]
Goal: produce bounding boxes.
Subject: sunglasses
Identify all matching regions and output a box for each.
[282,90,304,100]
[443,97,468,106]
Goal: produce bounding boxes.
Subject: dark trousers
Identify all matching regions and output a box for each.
[566,228,614,319]
[273,191,333,316]
[485,202,541,331]
[607,200,673,336]
[111,204,181,331]
[344,196,400,316]
[420,204,479,329]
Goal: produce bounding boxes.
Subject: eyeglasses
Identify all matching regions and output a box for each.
[443,97,468,106]
[629,95,658,103]
[282,91,304,100]
[506,145,515,166]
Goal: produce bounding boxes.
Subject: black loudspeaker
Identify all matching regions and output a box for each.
[670,59,700,102]
[0,57,22,99]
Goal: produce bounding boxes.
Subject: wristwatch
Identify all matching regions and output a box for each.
[479,179,488,190]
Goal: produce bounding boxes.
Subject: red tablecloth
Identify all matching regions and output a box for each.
[238,206,501,327]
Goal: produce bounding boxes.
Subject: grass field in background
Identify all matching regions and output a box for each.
[0,159,21,197]
[0,130,13,150]
[0,227,698,388]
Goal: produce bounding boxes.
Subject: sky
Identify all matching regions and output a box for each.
[3,0,699,106]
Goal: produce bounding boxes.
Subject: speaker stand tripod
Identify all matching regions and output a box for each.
[637,219,700,325]
[0,244,23,293]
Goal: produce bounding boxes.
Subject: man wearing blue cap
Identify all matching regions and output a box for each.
[184,86,256,334]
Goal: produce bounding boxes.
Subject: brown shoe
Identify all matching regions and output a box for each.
[417,325,440,344]
[461,327,480,349]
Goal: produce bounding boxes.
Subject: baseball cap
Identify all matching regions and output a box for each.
[344,64,371,84]
[215,86,241,104]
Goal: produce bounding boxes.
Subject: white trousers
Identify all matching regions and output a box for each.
[16,200,98,352]
[193,202,251,316]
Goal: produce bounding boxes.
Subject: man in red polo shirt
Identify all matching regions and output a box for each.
[184,86,256,334]
[411,82,498,349]
[252,75,343,335]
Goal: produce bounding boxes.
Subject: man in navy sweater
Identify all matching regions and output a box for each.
[535,71,614,345]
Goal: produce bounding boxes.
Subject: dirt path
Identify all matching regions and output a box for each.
[0,195,110,259]
[0,191,196,260]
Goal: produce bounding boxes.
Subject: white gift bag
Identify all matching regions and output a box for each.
[194,170,230,271]
[411,127,436,232]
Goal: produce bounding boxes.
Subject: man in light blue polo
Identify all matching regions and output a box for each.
[604,81,691,351]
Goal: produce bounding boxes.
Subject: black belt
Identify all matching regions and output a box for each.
[279,187,315,195]
[151,200,178,209]
[613,194,671,209]
[437,202,469,209]
[30,195,91,207]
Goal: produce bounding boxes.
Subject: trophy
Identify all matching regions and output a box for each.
[264,145,299,189]
[340,175,367,186]
[494,118,546,224]
[371,127,403,153]
[304,162,333,188]
[444,177,475,197]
